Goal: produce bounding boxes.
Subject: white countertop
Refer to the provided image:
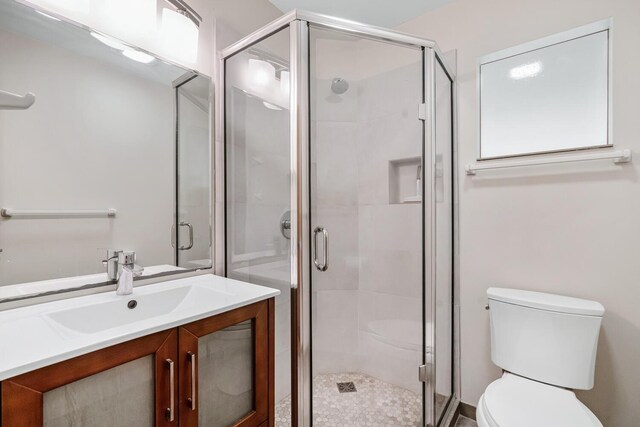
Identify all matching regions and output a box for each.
[0,274,279,381]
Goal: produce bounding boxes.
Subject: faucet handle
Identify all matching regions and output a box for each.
[118,251,136,265]
[101,249,121,266]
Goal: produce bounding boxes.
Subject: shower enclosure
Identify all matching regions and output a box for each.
[220,10,455,427]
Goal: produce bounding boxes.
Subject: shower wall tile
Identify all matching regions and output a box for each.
[313,290,360,374]
[311,78,359,123]
[357,63,422,124]
[245,151,290,205]
[313,349,361,376]
[228,202,290,257]
[358,291,422,331]
[240,96,290,154]
[313,122,359,207]
[358,204,421,296]
[356,114,422,206]
[227,93,290,259]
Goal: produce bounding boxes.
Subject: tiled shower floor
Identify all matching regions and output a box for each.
[275,373,423,426]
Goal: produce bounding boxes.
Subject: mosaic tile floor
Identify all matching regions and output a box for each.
[275,373,423,427]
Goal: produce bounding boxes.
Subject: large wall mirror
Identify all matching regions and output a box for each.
[0,0,212,300]
[479,19,610,159]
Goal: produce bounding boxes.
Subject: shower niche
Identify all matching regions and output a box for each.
[389,157,422,204]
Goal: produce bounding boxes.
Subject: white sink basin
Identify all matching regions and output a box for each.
[0,274,280,381]
[46,285,222,334]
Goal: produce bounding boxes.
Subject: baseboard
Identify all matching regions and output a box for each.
[459,401,477,420]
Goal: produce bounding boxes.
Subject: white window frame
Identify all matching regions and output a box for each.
[477,18,613,160]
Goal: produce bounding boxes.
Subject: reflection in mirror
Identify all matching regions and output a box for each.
[0,0,211,299]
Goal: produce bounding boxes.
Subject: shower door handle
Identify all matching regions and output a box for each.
[313,226,329,271]
[178,222,194,250]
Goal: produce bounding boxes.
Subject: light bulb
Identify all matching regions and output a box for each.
[248,59,275,88]
[160,8,199,63]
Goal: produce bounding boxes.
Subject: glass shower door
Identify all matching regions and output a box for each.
[223,28,293,426]
[308,27,426,426]
[175,74,212,269]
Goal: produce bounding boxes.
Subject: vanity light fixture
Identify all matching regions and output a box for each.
[161,0,202,63]
[122,49,155,64]
[509,61,542,80]
[90,31,129,50]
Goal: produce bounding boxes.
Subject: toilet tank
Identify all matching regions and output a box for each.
[487,288,604,390]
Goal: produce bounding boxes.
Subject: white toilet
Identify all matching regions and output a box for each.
[477,288,605,427]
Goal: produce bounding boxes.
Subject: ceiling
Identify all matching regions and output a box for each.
[268,0,455,27]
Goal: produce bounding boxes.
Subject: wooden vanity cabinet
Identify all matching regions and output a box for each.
[0,299,275,427]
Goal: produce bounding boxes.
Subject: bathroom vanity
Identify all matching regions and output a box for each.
[0,275,279,426]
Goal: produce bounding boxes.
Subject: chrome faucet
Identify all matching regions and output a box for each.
[103,250,144,295]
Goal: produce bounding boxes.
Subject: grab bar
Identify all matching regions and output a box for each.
[0,89,35,110]
[0,209,117,218]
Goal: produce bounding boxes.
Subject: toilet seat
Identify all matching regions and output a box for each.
[477,373,602,427]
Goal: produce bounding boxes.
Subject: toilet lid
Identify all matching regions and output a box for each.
[482,373,602,427]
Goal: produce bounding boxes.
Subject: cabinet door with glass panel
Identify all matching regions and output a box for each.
[178,300,273,427]
[1,329,178,427]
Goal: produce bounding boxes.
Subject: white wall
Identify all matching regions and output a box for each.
[0,28,175,284]
[398,0,640,424]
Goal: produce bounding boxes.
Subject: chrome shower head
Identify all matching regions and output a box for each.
[331,77,349,94]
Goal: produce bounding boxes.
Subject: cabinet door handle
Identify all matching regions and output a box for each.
[166,358,175,422]
[187,351,197,411]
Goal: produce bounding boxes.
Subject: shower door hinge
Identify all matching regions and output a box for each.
[418,103,427,121]
[419,364,429,382]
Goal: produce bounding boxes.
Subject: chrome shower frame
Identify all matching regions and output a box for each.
[217,9,459,427]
